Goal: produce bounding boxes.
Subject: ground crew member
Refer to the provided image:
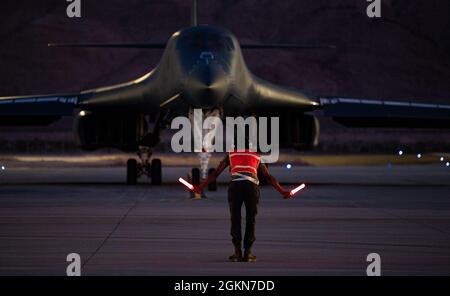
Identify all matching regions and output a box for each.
[195,150,291,262]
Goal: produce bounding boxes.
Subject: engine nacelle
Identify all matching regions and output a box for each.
[278,113,320,150]
[74,111,148,152]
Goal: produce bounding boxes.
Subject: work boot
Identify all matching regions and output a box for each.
[243,249,256,262]
[228,247,242,262]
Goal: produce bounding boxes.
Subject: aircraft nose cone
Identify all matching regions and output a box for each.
[185,64,228,108]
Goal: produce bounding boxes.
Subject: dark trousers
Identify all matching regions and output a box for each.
[228,181,260,250]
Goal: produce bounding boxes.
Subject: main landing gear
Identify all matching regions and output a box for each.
[126,110,171,185]
[187,108,222,197]
[126,146,162,185]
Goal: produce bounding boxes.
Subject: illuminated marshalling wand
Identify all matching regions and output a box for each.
[289,183,306,197]
[178,177,195,191]
[178,176,306,197]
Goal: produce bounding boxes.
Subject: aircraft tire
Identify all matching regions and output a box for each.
[151,158,162,185]
[192,168,201,186]
[207,168,217,191]
[127,158,138,185]
[258,163,269,185]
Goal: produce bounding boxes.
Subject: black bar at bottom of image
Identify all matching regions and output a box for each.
[1,276,449,295]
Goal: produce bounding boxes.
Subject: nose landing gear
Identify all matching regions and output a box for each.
[126,146,162,185]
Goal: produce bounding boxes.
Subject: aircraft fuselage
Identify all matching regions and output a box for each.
[148,25,253,111]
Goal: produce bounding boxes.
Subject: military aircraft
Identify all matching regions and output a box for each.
[1,0,450,185]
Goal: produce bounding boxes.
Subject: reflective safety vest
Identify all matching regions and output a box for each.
[229,151,261,176]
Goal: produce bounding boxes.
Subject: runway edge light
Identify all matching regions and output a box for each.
[178,177,194,191]
[290,183,306,196]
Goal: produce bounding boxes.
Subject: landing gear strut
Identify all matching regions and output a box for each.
[126,110,171,185]
[188,108,222,197]
[126,146,162,185]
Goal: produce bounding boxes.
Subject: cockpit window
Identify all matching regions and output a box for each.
[177,32,235,52]
[207,35,234,52]
[179,32,203,50]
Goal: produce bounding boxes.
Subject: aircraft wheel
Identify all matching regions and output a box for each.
[208,168,217,191]
[258,163,269,185]
[191,168,201,186]
[151,158,162,185]
[127,159,138,185]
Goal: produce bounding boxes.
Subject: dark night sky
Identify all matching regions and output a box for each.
[1,0,450,150]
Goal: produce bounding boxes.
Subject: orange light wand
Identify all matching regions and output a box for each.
[290,183,306,196]
[178,177,194,191]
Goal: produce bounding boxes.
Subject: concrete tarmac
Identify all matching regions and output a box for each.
[0,165,449,275]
